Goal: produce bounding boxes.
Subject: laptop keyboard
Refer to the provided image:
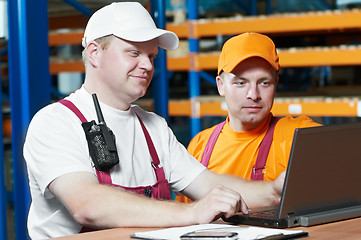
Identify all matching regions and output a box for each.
[247,207,279,219]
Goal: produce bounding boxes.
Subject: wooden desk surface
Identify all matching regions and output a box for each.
[52,217,361,240]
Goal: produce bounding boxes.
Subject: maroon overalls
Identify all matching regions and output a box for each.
[200,116,280,181]
[59,99,171,232]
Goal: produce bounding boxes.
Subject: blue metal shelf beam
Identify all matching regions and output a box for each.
[199,71,217,87]
[187,0,201,138]
[151,0,170,122]
[7,0,51,239]
[60,0,93,17]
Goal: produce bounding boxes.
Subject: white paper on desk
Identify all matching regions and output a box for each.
[132,223,306,240]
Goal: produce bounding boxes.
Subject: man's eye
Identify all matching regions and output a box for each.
[235,81,245,86]
[261,81,271,86]
[130,51,139,56]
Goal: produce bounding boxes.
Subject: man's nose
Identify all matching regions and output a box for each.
[246,85,260,100]
[139,56,153,71]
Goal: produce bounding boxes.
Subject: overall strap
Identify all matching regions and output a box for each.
[136,115,166,182]
[251,116,281,181]
[200,120,226,167]
[59,99,87,122]
[59,99,112,185]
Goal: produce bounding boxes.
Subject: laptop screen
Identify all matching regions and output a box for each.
[279,123,361,219]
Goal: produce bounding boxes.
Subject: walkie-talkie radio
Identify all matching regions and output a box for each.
[82,94,119,171]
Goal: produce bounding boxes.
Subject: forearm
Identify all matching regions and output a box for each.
[73,183,197,228]
[70,178,247,229]
[185,170,280,209]
[216,174,279,208]
[50,172,200,229]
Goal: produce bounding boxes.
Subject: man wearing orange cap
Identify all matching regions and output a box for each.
[177,32,321,203]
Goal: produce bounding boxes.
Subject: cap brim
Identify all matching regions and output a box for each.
[114,28,179,50]
[223,54,280,74]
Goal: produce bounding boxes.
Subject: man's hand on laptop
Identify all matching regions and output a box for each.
[189,185,249,224]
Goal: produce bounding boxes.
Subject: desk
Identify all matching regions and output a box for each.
[52,217,361,240]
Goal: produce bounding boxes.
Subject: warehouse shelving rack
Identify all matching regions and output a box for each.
[167,8,361,38]
[49,33,361,70]
[48,6,361,137]
[164,6,361,136]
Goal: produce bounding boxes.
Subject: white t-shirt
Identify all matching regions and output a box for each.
[23,87,205,239]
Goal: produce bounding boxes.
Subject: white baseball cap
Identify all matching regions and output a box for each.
[82,2,179,50]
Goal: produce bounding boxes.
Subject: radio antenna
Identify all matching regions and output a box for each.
[92,93,105,125]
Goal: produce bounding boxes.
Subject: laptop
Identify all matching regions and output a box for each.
[224,122,361,228]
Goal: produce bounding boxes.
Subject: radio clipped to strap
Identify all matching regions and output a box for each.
[82,94,119,171]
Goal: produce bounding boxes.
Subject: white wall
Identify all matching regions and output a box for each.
[0,0,8,39]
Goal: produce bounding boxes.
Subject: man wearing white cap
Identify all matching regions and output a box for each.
[24,3,284,239]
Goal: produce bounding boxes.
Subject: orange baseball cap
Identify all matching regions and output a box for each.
[218,32,280,75]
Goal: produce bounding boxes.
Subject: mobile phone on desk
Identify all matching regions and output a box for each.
[180,231,238,240]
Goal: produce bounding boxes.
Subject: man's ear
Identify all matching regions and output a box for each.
[216,75,225,96]
[86,42,100,67]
